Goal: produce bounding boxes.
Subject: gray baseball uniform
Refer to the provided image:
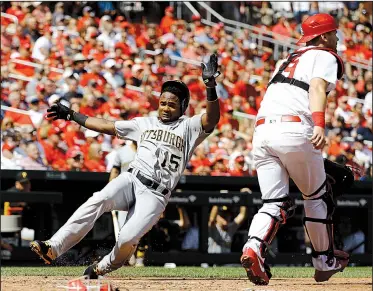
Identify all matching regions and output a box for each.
[47,114,210,274]
[111,143,136,227]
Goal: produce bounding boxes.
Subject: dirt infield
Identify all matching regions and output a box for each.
[2,276,372,291]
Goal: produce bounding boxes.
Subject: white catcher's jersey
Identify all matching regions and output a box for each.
[258,46,339,120]
[114,114,210,190]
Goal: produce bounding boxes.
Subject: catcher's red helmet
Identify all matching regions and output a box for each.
[296,13,338,45]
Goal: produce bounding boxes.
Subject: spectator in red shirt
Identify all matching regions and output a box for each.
[80,129,100,158]
[243,96,258,116]
[229,155,250,176]
[80,94,100,117]
[40,126,66,169]
[84,142,106,172]
[190,146,212,170]
[160,6,175,34]
[272,16,292,40]
[218,106,239,131]
[80,60,106,92]
[64,122,86,148]
[66,146,87,171]
[5,2,25,23]
[92,41,108,63]
[4,91,33,126]
[114,32,133,57]
[99,95,122,119]
[9,44,35,77]
[233,72,259,100]
[211,156,230,176]
[77,6,99,32]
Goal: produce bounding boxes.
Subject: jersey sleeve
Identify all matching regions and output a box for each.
[188,113,213,138]
[311,51,338,85]
[114,118,141,141]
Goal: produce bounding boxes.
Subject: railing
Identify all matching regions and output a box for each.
[180,1,299,60]
[183,1,201,17]
[200,18,298,60]
[125,84,160,97]
[349,57,372,71]
[1,105,33,116]
[351,56,372,66]
[197,1,300,45]
[182,1,373,68]
[9,59,64,74]
[7,72,162,98]
[1,12,19,25]
[142,49,202,66]
[8,73,33,82]
[232,111,256,120]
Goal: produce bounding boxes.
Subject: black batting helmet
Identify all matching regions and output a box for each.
[161,80,190,115]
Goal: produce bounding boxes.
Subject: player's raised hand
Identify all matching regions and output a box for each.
[47,102,74,121]
[201,54,221,87]
[310,126,326,150]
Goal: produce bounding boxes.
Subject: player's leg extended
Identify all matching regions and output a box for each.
[31,172,135,264]
[242,145,295,285]
[283,143,349,282]
[95,189,167,275]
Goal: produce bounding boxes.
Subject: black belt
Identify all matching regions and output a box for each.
[128,168,169,195]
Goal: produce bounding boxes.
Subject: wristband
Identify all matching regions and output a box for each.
[206,87,218,101]
[72,112,89,126]
[312,112,325,128]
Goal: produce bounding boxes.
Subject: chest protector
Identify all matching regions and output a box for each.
[268,47,344,92]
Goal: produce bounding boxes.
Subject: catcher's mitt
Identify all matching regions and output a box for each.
[324,159,355,197]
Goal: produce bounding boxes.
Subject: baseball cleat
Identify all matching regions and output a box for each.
[241,248,270,285]
[30,240,55,265]
[314,250,350,282]
[83,263,101,279]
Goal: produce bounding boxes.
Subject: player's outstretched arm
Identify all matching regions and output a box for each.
[47,102,116,135]
[201,54,221,132]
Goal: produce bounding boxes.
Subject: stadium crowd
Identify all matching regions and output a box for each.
[1,2,372,179]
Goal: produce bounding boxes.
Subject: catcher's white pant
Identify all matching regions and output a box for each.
[48,172,169,274]
[243,117,337,271]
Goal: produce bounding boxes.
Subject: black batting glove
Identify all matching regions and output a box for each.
[201,54,221,88]
[46,102,74,121]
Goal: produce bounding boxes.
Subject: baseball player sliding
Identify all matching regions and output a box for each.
[241,14,349,285]
[30,54,221,278]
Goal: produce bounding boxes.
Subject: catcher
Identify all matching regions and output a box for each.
[240,14,354,285]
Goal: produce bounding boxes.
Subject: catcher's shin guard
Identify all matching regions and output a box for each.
[248,195,296,258]
[242,196,295,285]
[303,186,336,265]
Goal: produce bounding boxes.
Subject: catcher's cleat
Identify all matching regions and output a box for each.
[83,263,101,279]
[314,250,349,282]
[241,248,270,286]
[30,240,55,265]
